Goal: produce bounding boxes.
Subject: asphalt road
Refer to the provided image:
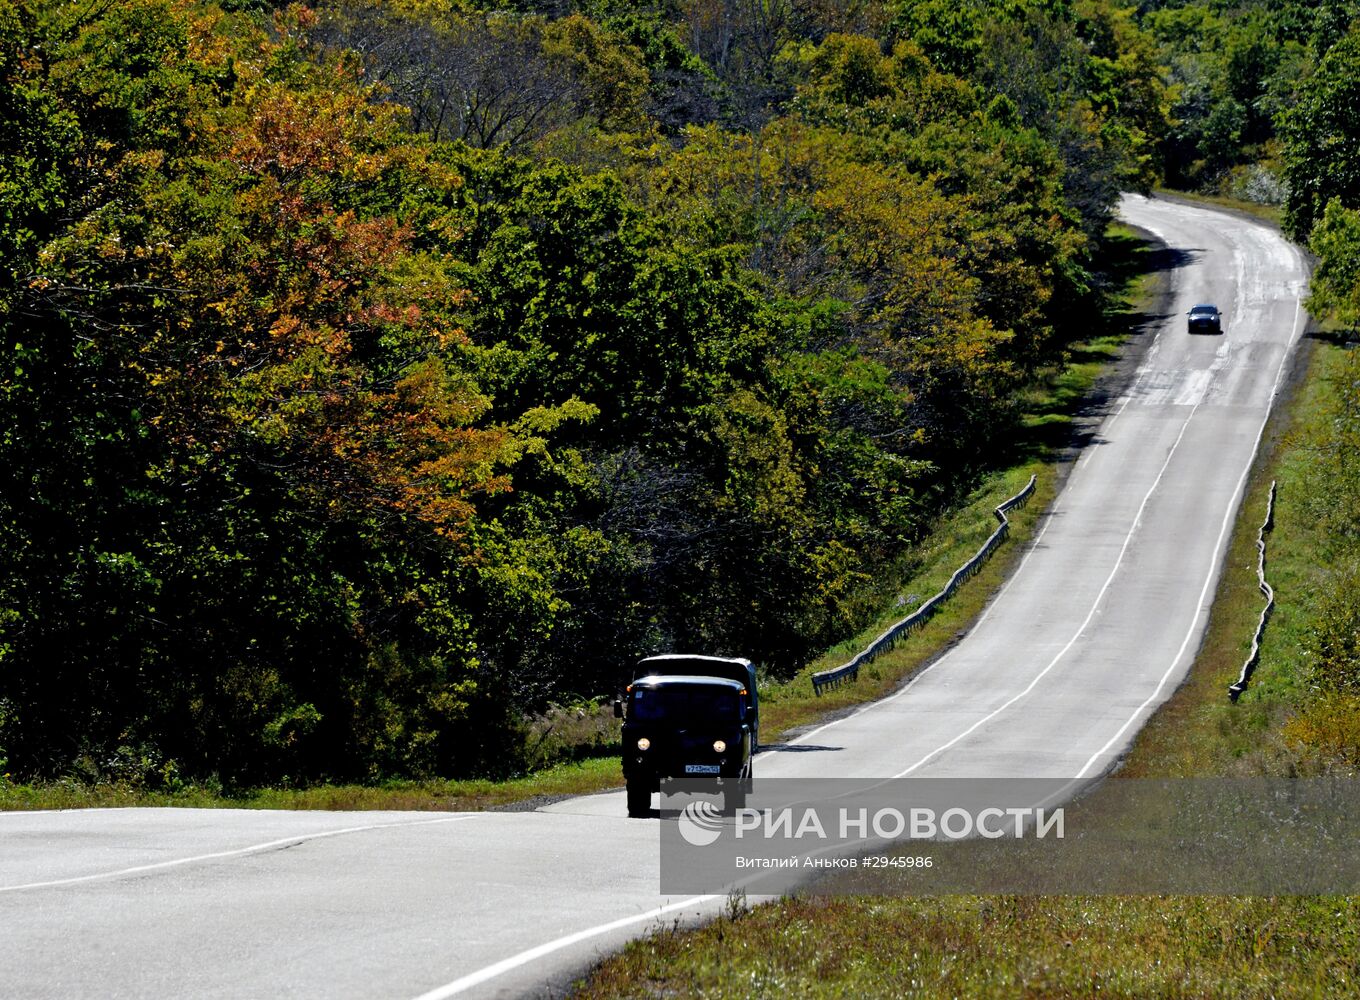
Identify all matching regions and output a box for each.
[0,195,1310,999]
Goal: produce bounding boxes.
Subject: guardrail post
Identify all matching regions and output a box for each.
[1229,481,1277,701]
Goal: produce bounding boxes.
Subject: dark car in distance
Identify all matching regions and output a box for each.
[1187,303,1222,334]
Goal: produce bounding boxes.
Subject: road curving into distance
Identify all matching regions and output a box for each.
[0,195,1311,998]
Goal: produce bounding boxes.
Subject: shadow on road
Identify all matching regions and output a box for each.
[1144,245,1199,274]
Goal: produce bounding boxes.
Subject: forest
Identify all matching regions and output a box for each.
[0,0,1357,787]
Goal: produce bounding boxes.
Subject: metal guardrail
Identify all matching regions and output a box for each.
[1229,480,1276,702]
[811,475,1038,695]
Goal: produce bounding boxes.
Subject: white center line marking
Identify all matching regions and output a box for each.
[0,814,479,893]
[892,395,1205,778]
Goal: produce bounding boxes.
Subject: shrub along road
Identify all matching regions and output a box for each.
[0,195,1310,998]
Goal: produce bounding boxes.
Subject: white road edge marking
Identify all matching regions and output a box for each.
[452,366,1204,997]
[1072,245,1308,780]
[758,511,1055,756]
[0,814,478,893]
[892,392,1206,778]
[409,894,719,1000]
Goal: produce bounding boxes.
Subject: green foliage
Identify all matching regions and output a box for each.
[1308,200,1360,329]
[0,0,1171,787]
[1282,24,1360,241]
[886,0,986,75]
[1145,0,1325,198]
[542,14,651,131]
[0,0,522,784]
[1290,345,1360,755]
[1306,562,1360,696]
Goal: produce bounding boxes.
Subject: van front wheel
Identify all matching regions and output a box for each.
[626,780,652,818]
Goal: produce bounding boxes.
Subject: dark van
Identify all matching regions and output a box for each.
[634,655,758,750]
[616,656,758,818]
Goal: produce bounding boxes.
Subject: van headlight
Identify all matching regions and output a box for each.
[636,737,651,751]
[712,740,727,753]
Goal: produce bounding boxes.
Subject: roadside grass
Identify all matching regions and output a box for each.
[0,463,1054,813]
[571,240,1360,1000]
[0,229,1153,813]
[1153,186,1285,228]
[0,756,621,812]
[578,895,1360,999]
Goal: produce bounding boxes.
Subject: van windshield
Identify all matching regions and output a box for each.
[630,687,741,723]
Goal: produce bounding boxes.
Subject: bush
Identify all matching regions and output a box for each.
[522,699,621,770]
[1283,695,1360,768]
[1222,163,1288,206]
[1305,563,1360,696]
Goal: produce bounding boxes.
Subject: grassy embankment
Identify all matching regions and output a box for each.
[0,230,1154,813]
[571,200,1360,999]
[1153,187,1284,228]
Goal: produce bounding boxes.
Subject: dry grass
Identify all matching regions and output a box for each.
[576,895,1360,999]
[1153,187,1285,229]
[0,756,623,812]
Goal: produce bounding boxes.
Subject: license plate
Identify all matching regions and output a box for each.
[684,764,721,775]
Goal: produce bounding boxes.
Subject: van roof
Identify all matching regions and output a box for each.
[630,675,746,691]
[638,654,752,668]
